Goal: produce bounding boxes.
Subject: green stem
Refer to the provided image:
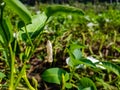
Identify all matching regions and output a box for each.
[15,63,35,90]
[9,44,15,90]
[24,24,34,48]
[14,64,26,89]
[14,47,35,89]
[113,30,116,43]
[81,33,86,56]
[23,68,35,90]
[99,35,105,57]
[89,45,94,55]
[32,77,38,90]
[108,74,112,83]
[69,67,75,83]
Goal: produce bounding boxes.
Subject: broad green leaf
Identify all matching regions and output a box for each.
[0,72,6,79]
[77,77,97,90]
[102,61,120,76]
[41,68,69,84]
[2,17,13,43]
[3,0,32,24]
[45,5,84,18]
[19,13,47,40]
[0,17,13,46]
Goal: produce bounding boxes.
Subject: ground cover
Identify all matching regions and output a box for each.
[0,1,120,90]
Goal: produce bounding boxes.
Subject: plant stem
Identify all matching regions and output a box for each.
[14,64,26,89]
[113,30,116,43]
[15,63,35,90]
[89,45,94,55]
[9,44,15,90]
[69,67,75,83]
[24,24,34,48]
[14,47,35,89]
[23,68,35,90]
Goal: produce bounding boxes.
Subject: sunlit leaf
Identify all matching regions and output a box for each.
[73,49,82,60]
[3,0,32,24]
[41,68,69,84]
[19,13,47,40]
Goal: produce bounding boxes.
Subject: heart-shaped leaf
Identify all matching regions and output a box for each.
[42,68,69,84]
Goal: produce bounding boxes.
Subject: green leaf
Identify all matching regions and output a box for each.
[64,73,69,82]
[67,44,95,68]
[45,5,84,18]
[0,17,13,46]
[2,17,13,43]
[69,44,85,60]
[102,61,120,76]
[69,44,85,52]
[77,77,97,90]
[73,49,82,60]
[3,0,32,24]
[41,68,69,84]
[65,83,72,89]
[68,56,96,68]
[0,25,6,45]
[0,72,6,79]
[19,13,47,40]
[80,58,96,68]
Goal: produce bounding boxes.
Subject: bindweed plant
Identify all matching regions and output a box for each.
[42,43,120,90]
[0,0,84,90]
[42,43,97,90]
